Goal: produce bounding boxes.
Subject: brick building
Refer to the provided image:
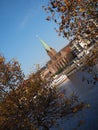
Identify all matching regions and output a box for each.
[37,37,74,77]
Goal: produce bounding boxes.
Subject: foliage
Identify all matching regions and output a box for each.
[83,44,98,85]
[0,55,24,102]
[0,55,85,130]
[86,44,98,66]
[43,0,97,41]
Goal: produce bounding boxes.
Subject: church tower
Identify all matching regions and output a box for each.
[37,36,57,59]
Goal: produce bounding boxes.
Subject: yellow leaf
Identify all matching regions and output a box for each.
[79,8,85,12]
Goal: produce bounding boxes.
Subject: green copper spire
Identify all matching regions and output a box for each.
[36,36,51,51]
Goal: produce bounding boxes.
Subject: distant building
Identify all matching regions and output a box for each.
[37,36,92,78]
[38,37,74,78]
[69,37,91,59]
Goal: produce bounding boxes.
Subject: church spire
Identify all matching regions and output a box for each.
[36,36,57,59]
[36,36,51,51]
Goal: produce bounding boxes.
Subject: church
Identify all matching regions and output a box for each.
[37,37,74,78]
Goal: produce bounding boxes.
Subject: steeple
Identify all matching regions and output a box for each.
[37,36,51,51]
[37,36,57,59]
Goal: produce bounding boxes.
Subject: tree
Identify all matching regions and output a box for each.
[0,56,84,130]
[0,55,24,101]
[43,0,97,41]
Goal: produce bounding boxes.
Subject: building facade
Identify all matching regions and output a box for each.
[38,37,74,77]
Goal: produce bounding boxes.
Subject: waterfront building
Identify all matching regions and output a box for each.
[37,37,92,78]
[38,37,74,78]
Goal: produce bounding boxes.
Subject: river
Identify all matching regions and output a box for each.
[51,64,98,130]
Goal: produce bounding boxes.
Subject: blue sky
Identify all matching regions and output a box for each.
[0,0,69,76]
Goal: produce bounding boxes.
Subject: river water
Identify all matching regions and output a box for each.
[51,64,98,130]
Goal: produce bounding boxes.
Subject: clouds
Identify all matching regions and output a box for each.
[19,1,44,30]
[19,9,33,29]
[20,14,30,28]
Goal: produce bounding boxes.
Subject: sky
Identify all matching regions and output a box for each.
[0,0,69,76]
